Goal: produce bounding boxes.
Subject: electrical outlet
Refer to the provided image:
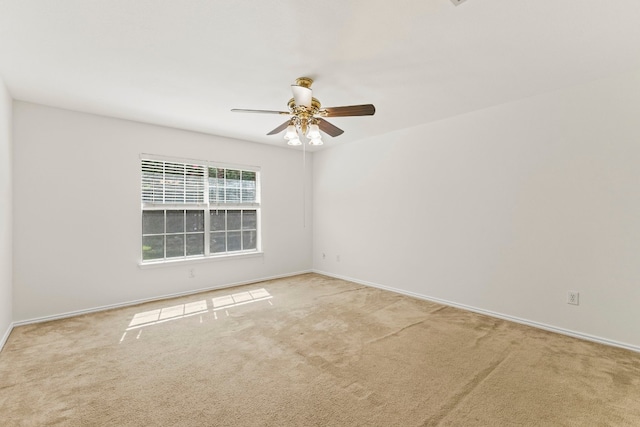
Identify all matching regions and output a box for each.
[189,268,195,279]
[567,291,579,305]
[336,255,341,262]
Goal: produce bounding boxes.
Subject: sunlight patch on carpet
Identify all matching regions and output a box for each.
[122,288,273,338]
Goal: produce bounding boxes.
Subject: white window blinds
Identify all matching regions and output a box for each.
[142,160,206,204]
[208,168,257,205]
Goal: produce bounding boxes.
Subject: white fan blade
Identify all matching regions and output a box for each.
[291,85,312,108]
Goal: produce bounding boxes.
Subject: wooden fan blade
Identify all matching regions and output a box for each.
[267,121,291,136]
[322,104,376,117]
[231,109,290,115]
[317,118,344,137]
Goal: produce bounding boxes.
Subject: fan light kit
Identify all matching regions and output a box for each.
[232,77,375,146]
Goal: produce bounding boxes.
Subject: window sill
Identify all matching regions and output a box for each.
[138,251,264,269]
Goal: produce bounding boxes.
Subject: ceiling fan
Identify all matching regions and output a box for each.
[231,77,375,146]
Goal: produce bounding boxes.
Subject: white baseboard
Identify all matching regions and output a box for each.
[12,268,639,355]
[13,270,312,327]
[0,322,14,353]
[313,269,640,354]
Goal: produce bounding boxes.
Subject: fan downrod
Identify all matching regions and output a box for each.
[295,77,313,89]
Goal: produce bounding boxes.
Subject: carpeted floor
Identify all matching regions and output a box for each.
[1,273,640,426]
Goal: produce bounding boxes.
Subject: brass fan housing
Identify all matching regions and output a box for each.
[287,97,321,113]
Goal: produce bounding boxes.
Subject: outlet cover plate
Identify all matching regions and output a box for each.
[567,291,579,305]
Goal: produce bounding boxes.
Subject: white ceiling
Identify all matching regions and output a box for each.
[1,0,640,150]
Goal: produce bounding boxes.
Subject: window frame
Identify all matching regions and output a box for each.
[140,154,262,265]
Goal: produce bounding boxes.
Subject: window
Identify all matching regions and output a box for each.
[141,157,260,263]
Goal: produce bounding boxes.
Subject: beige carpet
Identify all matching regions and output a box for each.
[1,273,640,426]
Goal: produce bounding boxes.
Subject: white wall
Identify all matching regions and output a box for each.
[313,68,640,350]
[0,78,12,346]
[13,102,312,321]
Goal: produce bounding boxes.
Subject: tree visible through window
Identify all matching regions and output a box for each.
[141,158,260,262]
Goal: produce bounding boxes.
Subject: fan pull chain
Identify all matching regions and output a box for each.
[302,138,306,228]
